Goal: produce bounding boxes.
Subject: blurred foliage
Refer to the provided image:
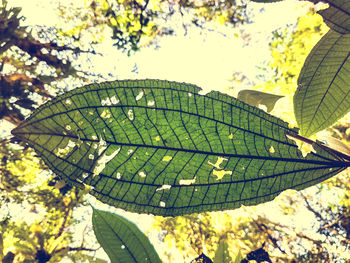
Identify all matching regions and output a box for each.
[0,0,93,126]
[252,5,329,126]
[154,211,268,262]
[0,143,98,262]
[0,0,100,262]
[57,0,250,54]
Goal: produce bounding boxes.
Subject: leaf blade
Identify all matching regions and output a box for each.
[92,207,161,263]
[12,80,350,216]
[294,30,350,137]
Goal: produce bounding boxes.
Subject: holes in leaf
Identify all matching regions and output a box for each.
[65,99,72,105]
[101,97,112,106]
[156,185,171,191]
[127,109,134,120]
[179,177,196,185]
[97,138,107,155]
[162,156,172,162]
[208,157,227,169]
[147,100,155,106]
[67,140,76,148]
[135,91,144,101]
[110,95,120,104]
[55,139,77,158]
[138,171,147,178]
[213,170,232,180]
[93,148,120,176]
[269,146,275,154]
[159,201,166,207]
[100,109,111,119]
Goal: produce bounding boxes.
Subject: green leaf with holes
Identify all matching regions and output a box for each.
[92,207,161,263]
[12,79,350,216]
[311,0,350,34]
[294,30,350,137]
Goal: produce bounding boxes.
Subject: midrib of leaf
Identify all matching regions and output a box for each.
[16,127,348,210]
[15,131,343,166]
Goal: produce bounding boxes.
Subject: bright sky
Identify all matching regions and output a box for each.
[10,0,306,94]
[5,0,328,262]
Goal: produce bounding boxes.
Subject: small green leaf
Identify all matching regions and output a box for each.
[213,240,232,263]
[312,0,350,34]
[237,90,283,112]
[295,30,350,137]
[12,80,350,216]
[92,207,161,263]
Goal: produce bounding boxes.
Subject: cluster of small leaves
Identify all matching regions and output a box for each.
[58,0,250,54]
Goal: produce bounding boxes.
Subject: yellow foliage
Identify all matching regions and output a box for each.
[29,223,43,234]
[257,10,328,125]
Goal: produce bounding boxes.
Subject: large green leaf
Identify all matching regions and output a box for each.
[92,207,161,263]
[12,80,350,216]
[312,0,350,34]
[294,30,350,137]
